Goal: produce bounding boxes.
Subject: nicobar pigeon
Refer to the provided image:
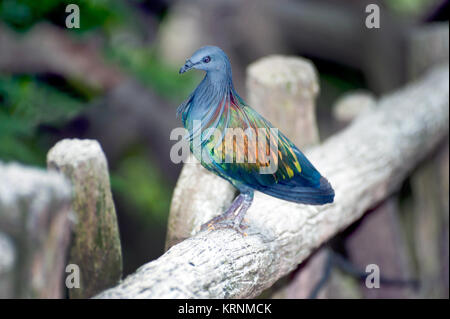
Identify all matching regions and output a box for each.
[178,46,334,235]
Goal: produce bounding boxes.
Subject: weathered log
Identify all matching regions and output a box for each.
[406,21,449,299]
[333,91,376,124]
[96,64,448,299]
[0,162,72,298]
[272,248,331,299]
[274,90,377,299]
[47,139,122,299]
[165,160,236,249]
[333,90,415,299]
[341,23,449,298]
[272,247,363,299]
[246,55,320,148]
[247,56,322,299]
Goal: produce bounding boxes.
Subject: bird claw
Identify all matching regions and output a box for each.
[201,219,248,236]
[201,221,215,232]
[200,193,251,236]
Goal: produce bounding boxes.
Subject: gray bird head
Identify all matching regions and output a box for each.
[179,46,231,77]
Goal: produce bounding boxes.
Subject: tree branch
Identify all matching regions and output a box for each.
[96,64,449,299]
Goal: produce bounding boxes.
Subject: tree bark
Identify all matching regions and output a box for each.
[405,21,449,299]
[274,91,377,299]
[47,139,123,299]
[246,55,323,299]
[96,64,449,299]
[246,55,320,148]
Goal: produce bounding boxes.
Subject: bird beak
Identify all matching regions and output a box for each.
[179,59,194,74]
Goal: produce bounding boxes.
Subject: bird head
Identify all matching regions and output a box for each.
[179,46,231,76]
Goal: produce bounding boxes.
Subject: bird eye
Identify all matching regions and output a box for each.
[203,56,211,63]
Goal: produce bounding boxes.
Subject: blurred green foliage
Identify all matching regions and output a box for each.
[320,73,365,94]
[0,0,122,32]
[386,0,441,16]
[0,0,186,232]
[106,46,199,103]
[0,75,86,165]
[111,147,172,225]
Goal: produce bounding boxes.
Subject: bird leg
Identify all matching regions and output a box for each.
[201,192,253,235]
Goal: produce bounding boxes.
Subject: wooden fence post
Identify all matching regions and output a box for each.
[47,139,123,298]
[246,55,320,148]
[246,55,333,298]
[0,162,72,298]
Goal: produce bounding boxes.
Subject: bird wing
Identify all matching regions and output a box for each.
[200,91,334,204]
